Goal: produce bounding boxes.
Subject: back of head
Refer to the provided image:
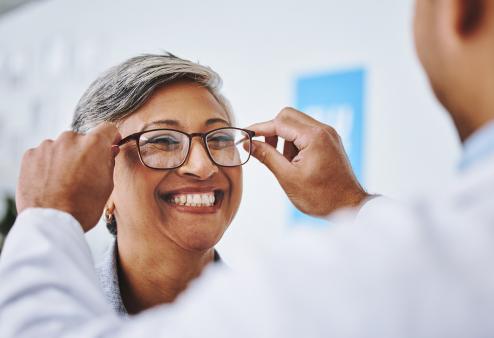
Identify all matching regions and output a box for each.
[72,53,234,133]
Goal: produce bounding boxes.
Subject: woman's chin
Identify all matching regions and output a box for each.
[172,228,224,252]
[180,238,219,252]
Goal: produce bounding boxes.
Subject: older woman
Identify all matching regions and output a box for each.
[71,53,253,316]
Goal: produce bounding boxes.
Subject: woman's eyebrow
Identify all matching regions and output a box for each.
[205,118,230,126]
[140,119,180,131]
[140,117,230,131]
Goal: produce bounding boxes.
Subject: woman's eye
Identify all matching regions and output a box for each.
[149,136,180,145]
[143,135,183,152]
[208,134,235,149]
[210,134,234,143]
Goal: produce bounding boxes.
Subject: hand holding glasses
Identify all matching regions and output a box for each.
[116,127,255,169]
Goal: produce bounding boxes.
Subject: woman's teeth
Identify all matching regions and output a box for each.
[170,192,216,207]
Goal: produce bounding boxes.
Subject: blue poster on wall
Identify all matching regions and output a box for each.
[290,68,366,226]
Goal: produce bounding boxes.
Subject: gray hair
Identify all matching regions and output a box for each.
[72,52,234,132]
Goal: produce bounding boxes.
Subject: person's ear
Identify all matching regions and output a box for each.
[455,0,486,37]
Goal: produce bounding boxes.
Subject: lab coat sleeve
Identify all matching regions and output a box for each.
[0,201,427,338]
[1,199,491,338]
[0,201,422,338]
[0,209,125,338]
[326,195,397,224]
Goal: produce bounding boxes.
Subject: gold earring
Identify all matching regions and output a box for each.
[104,208,117,235]
[104,208,114,223]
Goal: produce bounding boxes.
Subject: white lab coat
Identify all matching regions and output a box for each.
[1,156,494,338]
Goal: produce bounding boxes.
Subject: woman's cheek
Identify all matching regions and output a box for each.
[117,146,145,178]
[226,167,243,223]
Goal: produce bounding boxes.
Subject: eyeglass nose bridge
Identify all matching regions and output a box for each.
[182,132,216,166]
[188,132,208,141]
[187,132,213,151]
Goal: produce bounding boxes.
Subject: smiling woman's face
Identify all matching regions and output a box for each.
[110,81,242,252]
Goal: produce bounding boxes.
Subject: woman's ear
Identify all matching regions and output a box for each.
[456,0,486,37]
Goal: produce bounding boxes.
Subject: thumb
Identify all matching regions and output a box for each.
[250,140,293,180]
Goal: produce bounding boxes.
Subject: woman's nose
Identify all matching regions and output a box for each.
[176,139,218,179]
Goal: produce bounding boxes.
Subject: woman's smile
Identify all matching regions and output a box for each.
[160,187,225,214]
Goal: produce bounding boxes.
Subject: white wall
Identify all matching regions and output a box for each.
[0,0,461,266]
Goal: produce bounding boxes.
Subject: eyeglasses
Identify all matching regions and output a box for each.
[117,127,256,170]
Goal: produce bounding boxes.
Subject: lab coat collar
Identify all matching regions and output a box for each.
[459,119,494,171]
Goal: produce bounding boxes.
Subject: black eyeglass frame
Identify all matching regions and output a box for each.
[117,127,256,170]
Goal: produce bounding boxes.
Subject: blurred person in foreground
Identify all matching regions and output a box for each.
[1,0,494,337]
[72,53,251,315]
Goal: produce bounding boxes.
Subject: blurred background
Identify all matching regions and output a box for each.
[0,0,460,265]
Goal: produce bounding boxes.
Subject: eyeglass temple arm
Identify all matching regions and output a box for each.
[115,134,139,147]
